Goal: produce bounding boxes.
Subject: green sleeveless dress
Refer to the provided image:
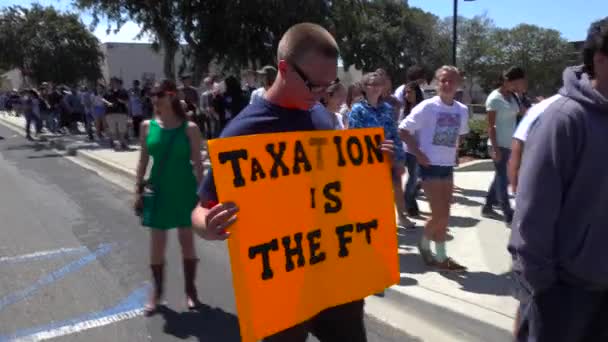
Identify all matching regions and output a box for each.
[145,119,198,229]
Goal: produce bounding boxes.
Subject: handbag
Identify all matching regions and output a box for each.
[137,125,180,226]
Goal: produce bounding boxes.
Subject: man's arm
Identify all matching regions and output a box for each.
[508,139,524,193]
[455,107,470,165]
[487,110,500,160]
[508,111,579,296]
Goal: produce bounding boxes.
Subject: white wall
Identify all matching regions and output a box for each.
[338,65,363,86]
[1,69,23,90]
[101,42,185,87]
[101,43,365,88]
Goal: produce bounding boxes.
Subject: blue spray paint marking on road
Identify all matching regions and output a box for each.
[0,246,88,265]
[0,283,149,342]
[0,243,113,311]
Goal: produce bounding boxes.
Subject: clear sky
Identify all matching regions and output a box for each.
[3,0,605,42]
[408,0,605,42]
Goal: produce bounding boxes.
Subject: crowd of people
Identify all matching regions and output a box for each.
[0,69,274,148]
[192,18,608,342]
[2,15,607,342]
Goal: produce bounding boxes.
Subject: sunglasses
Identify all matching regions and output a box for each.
[291,63,339,93]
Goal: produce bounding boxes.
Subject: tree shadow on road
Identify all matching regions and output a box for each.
[398,228,423,249]
[397,230,434,278]
[452,195,484,207]
[3,142,51,152]
[405,215,480,229]
[439,271,514,296]
[65,140,137,153]
[449,215,480,228]
[158,304,241,341]
[27,153,63,159]
[399,252,431,277]
[456,187,488,199]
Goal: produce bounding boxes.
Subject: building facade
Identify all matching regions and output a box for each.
[3,42,363,90]
[100,42,185,86]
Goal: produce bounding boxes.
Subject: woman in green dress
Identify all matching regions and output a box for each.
[134,80,204,315]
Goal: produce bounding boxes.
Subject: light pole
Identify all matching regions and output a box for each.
[453,0,476,66]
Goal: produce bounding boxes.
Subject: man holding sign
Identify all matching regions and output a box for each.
[192,23,398,342]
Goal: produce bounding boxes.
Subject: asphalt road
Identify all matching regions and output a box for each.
[0,123,419,342]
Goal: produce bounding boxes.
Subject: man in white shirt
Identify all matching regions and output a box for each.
[249,65,277,104]
[394,65,426,106]
[508,94,561,193]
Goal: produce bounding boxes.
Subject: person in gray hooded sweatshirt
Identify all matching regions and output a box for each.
[509,17,608,342]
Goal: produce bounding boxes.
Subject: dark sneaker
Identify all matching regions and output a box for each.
[407,208,420,217]
[504,211,514,226]
[417,243,436,266]
[398,216,416,229]
[435,258,467,273]
[481,205,496,218]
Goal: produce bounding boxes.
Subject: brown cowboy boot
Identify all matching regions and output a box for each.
[183,258,203,310]
[144,264,164,316]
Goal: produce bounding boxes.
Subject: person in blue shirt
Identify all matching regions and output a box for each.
[348,71,415,229]
[192,23,396,342]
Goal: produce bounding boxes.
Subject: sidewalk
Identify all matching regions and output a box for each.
[0,113,210,179]
[0,113,515,341]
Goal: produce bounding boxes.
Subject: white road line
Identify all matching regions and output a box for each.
[0,247,87,264]
[13,308,144,342]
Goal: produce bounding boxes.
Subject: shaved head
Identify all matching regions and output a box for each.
[277,23,339,64]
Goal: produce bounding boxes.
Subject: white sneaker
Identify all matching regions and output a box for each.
[398,216,416,229]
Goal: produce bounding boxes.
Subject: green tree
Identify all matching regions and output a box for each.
[75,0,182,80]
[337,0,450,84]
[0,4,103,85]
[457,14,496,101]
[469,24,573,96]
[180,0,446,85]
[502,24,573,96]
[180,0,339,81]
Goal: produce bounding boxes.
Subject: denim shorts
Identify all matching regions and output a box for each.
[419,165,454,181]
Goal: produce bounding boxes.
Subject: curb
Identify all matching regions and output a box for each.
[365,286,513,342]
[0,116,136,177]
[0,115,27,137]
[76,149,138,180]
[0,116,212,182]
[0,116,138,180]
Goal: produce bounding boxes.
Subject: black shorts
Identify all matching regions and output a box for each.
[419,165,454,181]
[263,300,366,342]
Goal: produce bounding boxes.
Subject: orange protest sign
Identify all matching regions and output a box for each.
[208,128,399,341]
